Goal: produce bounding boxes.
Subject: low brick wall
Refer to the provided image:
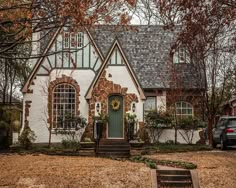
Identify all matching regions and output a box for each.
[148,128,204,144]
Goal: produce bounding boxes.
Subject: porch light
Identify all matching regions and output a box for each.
[132,103,136,113]
[95,102,101,116]
[96,103,100,113]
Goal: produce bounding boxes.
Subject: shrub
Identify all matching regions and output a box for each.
[165,140,175,145]
[61,139,80,151]
[83,137,92,142]
[19,127,36,149]
[145,111,172,143]
[0,121,9,130]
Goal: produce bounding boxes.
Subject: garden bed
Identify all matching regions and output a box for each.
[144,144,212,154]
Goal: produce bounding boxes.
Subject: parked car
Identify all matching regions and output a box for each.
[212,116,236,150]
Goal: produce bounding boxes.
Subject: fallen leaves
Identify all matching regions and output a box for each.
[147,150,236,188]
[0,154,151,188]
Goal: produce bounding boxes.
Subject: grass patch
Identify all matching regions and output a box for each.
[145,144,212,154]
[130,156,157,169]
[130,155,197,169]
[156,159,197,169]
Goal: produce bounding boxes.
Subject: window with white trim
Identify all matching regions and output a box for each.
[63,32,83,49]
[144,97,156,115]
[52,83,76,129]
[173,101,193,119]
[77,32,83,48]
[173,47,190,64]
[64,32,70,48]
[70,33,76,48]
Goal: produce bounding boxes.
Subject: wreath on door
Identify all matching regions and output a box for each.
[111,98,120,111]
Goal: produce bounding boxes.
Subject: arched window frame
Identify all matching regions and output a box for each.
[52,83,77,129]
[172,101,194,119]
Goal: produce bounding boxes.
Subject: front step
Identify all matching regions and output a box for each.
[96,140,130,158]
[157,170,193,188]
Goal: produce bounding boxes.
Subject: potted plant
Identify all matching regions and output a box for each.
[93,113,109,139]
[125,111,137,141]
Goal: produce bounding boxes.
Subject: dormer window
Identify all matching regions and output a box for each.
[63,32,84,49]
[173,47,190,64]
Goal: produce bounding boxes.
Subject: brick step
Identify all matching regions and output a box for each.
[98,148,129,153]
[79,148,95,151]
[97,152,130,158]
[157,170,191,175]
[158,175,192,181]
[97,149,129,153]
[158,181,193,187]
[99,142,129,146]
[80,143,95,149]
[98,145,130,149]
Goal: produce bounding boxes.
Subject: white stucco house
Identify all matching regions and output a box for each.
[21,25,204,145]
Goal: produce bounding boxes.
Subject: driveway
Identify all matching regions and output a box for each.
[148,147,236,188]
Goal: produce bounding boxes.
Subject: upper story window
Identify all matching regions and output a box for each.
[63,32,84,49]
[173,47,190,64]
[52,83,76,129]
[173,101,193,119]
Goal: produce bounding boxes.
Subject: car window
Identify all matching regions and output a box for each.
[216,119,224,128]
[228,119,236,128]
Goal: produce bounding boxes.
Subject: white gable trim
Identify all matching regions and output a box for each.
[22,27,105,93]
[22,27,62,93]
[85,39,146,100]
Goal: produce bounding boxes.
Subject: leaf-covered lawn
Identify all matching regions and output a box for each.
[148,150,236,188]
[0,154,151,188]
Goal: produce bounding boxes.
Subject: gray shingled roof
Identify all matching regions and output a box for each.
[89,25,202,89]
[37,25,203,89]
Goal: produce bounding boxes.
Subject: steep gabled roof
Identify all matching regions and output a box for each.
[89,25,203,89]
[85,39,146,100]
[22,27,62,93]
[23,25,204,93]
[22,27,104,93]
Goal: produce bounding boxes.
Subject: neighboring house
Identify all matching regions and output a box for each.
[0,94,22,146]
[221,95,236,116]
[21,25,204,144]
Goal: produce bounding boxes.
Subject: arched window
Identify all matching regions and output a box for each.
[52,83,76,129]
[173,101,193,119]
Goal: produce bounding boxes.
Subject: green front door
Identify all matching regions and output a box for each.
[108,95,123,138]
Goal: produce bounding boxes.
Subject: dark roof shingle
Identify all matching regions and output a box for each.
[90,25,203,89]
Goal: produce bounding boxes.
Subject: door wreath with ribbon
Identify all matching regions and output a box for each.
[111,98,120,111]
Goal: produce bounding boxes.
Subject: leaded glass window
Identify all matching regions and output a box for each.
[52,83,76,129]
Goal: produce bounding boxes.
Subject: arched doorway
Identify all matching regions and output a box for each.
[108,95,124,138]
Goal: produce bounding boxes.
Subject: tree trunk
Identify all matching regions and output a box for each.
[208,117,214,145]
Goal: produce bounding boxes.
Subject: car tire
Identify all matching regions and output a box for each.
[220,136,227,150]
